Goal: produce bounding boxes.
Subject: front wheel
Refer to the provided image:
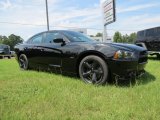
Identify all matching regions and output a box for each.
[79,55,109,85]
[18,54,29,70]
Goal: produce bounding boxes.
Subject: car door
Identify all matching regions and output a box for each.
[26,33,43,65]
[39,32,65,68]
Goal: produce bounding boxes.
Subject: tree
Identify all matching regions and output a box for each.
[122,34,129,43]
[96,33,103,37]
[1,34,23,50]
[113,32,137,43]
[8,34,23,50]
[0,36,8,44]
[113,32,122,43]
[0,36,3,44]
[128,33,137,43]
[90,35,94,37]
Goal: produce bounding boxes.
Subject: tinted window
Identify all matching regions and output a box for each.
[156,27,160,36]
[137,31,145,38]
[146,29,155,37]
[44,32,63,43]
[0,45,8,49]
[0,45,3,49]
[137,27,160,39]
[30,34,43,44]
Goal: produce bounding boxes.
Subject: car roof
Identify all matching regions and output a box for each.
[28,30,76,40]
[33,30,73,35]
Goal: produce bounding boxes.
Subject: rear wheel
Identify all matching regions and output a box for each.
[18,54,29,70]
[79,55,108,85]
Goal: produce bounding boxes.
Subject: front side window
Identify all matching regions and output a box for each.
[44,32,63,43]
[30,34,43,44]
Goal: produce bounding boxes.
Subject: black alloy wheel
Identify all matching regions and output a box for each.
[19,54,29,70]
[79,55,108,85]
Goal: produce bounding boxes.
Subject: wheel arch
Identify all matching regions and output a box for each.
[17,51,24,59]
[76,50,109,76]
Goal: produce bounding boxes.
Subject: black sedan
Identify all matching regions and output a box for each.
[14,30,148,85]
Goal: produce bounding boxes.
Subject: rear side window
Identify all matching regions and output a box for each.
[146,29,156,37]
[30,35,43,44]
[43,32,63,43]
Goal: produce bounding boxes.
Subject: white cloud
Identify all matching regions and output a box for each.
[0,0,13,10]
[0,0,160,39]
[118,3,158,13]
[121,14,160,28]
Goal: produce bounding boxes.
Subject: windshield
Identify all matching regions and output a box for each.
[0,45,7,49]
[63,31,94,42]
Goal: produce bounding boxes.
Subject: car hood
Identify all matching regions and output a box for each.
[72,41,146,52]
[110,43,146,52]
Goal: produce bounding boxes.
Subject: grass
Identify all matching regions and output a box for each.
[0,58,160,120]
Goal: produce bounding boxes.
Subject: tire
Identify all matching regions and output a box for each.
[18,54,29,70]
[79,55,108,85]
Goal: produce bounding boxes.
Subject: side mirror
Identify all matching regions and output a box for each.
[53,38,64,43]
[53,38,66,46]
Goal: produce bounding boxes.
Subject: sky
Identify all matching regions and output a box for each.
[0,0,160,40]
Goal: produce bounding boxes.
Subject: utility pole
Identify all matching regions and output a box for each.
[45,0,50,31]
[103,25,107,42]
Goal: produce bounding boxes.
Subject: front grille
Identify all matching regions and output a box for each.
[138,51,148,63]
[139,57,148,63]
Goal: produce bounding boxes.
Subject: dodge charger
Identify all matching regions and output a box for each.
[14,30,148,85]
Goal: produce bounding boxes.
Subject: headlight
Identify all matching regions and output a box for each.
[114,50,135,60]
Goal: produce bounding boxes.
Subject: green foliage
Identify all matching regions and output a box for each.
[90,35,94,37]
[128,33,137,43]
[0,34,23,50]
[95,33,103,37]
[113,31,122,43]
[0,35,8,44]
[0,59,160,120]
[90,33,103,37]
[114,32,137,43]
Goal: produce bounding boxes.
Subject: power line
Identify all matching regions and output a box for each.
[0,21,46,27]
[0,21,139,31]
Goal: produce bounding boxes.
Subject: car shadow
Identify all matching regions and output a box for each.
[112,72,156,87]
[148,56,160,60]
[29,67,156,87]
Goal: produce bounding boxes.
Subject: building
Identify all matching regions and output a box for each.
[91,36,113,43]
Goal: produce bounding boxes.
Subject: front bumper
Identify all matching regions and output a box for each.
[108,60,147,81]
